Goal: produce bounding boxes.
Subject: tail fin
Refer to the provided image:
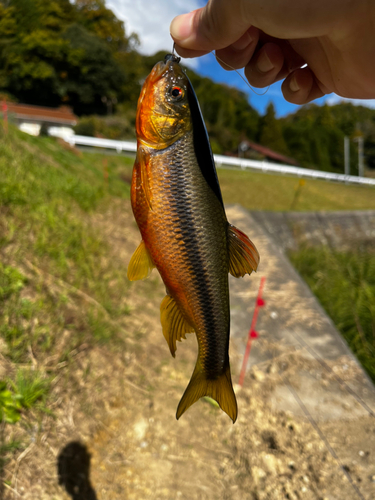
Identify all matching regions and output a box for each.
[176,360,238,423]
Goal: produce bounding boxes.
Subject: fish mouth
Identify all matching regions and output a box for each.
[137,61,168,108]
[164,53,181,64]
[138,57,184,111]
[151,55,185,84]
[136,63,166,113]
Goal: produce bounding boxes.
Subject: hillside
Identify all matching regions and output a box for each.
[0,126,136,489]
[2,0,375,173]
[1,129,375,499]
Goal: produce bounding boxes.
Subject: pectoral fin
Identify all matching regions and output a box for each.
[160,295,194,357]
[127,240,155,281]
[228,224,260,277]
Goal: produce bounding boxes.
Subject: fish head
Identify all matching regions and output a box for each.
[136,54,192,148]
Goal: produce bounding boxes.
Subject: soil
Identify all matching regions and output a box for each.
[2,201,375,500]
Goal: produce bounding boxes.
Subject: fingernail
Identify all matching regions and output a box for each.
[256,52,274,73]
[170,12,194,41]
[289,74,300,92]
[231,31,253,51]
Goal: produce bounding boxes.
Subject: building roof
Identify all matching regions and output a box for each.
[241,140,299,166]
[6,103,77,125]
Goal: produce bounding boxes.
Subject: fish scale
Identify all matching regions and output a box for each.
[145,134,230,370]
[128,54,259,422]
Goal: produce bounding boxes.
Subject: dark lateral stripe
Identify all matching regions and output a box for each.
[168,172,222,378]
[186,76,224,209]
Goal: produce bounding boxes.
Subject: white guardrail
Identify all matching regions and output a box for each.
[66,134,375,187]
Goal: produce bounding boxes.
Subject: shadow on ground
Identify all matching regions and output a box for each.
[57,441,98,500]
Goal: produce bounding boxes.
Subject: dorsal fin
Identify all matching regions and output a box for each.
[186,74,224,208]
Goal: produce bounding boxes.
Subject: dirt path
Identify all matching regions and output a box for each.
[5,202,375,500]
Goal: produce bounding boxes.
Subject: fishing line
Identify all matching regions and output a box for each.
[290,329,375,418]
[210,51,270,96]
[254,334,375,418]
[280,373,367,500]
[263,339,368,500]
[170,38,269,96]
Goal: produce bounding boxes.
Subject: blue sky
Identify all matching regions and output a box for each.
[189,52,331,117]
[107,0,375,118]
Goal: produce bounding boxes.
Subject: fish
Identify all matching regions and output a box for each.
[127,53,259,423]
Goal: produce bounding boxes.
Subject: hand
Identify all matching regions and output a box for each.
[170,0,375,105]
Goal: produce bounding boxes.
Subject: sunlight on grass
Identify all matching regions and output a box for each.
[10,369,50,410]
[217,168,375,211]
[289,247,375,382]
[0,127,134,456]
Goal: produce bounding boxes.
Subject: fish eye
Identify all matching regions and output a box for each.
[169,86,184,101]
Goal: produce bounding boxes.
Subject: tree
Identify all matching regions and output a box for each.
[62,24,124,114]
[74,0,128,52]
[0,1,71,106]
[0,0,126,113]
[258,102,289,155]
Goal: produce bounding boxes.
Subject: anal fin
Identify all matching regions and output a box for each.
[127,240,155,281]
[160,295,194,357]
[228,223,260,278]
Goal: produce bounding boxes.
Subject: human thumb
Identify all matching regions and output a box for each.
[170,0,251,52]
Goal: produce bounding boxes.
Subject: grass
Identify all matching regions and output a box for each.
[1,124,375,481]
[0,126,136,470]
[0,381,21,424]
[77,152,375,212]
[10,369,50,410]
[289,247,375,382]
[216,167,375,211]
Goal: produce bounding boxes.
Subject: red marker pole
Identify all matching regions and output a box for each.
[238,276,266,387]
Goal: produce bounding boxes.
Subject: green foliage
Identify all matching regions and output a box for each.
[10,369,50,409]
[62,23,124,115]
[289,247,375,382]
[258,102,289,155]
[281,102,375,172]
[0,262,40,362]
[364,133,375,169]
[73,115,96,136]
[74,0,129,52]
[74,114,135,139]
[0,263,26,300]
[0,381,21,423]
[0,0,127,112]
[115,49,145,108]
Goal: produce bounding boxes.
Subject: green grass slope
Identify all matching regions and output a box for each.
[1,126,375,484]
[0,127,135,471]
[217,168,375,211]
[107,154,375,211]
[290,247,375,383]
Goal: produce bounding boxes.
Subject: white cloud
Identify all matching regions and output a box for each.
[326,94,375,110]
[107,0,200,59]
